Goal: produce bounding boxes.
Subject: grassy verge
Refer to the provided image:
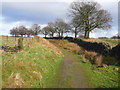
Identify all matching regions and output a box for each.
[64,49,120,88]
[2,36,64,88]
[49,39,120,88]
[79,61,119,88]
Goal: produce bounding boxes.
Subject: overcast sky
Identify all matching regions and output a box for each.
[0,0,119,38]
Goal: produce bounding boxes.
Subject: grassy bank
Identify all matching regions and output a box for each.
[64,50,119,88]
[1,36,64,88]
[49,39,120,88]
[82,38,119,47]
[79,61,119,88]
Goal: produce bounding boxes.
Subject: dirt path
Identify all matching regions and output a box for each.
[57,49,90,88]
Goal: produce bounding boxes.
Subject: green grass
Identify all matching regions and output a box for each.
[2,37,120,88]
[79,61,119,88]
[82,38,119,47]
[49,39,120,88]
[2,36,64,88]
[1,36,32,47]
[101,39,119,47]
[64,50,119,88]
[66,49,119,88]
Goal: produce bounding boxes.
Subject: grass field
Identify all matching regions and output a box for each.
[1,36,64,88]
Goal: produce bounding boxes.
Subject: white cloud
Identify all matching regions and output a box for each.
[1,0,119,38]
[0,17,32,35]
[41,24,47,28]
[0,16,48,35]
[2,0,74,2]
[2,0,119,3]
[90,28,118,38]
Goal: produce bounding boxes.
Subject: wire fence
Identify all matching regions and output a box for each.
[0,36,33,47]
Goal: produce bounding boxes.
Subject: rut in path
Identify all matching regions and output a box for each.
[57,50,90,88]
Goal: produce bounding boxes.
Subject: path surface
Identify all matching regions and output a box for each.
[57,49,90,88]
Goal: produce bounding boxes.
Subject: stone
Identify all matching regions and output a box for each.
[18,37,23,50]
[110,44,120,61]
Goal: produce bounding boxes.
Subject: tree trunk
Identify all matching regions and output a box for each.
[84,30,90,39]
[52,33,54,38]
[75,28,77,38]
[61,31,64,39]
[61,31,63,37]
[87,31,90,38]
[35,32,37,36]
[84,31,87,38]
[58,33,61,38]
[27,35,30,37]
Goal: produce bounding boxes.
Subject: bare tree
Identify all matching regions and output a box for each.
[31,24,41,35]
[69,1,112,38]
[26,29,33,37]
[18,26,27,37]
[54,18,69,38]
[10,27,19,37]
[41,26,49,38]
[10,26,34,37]
[47,22,56,37]
[70,16,84,38]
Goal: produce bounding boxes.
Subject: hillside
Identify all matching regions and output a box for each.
[1,36,64,88]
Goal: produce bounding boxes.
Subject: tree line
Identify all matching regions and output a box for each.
[10,19,69,38]
[10,24,41,37]
[10,1,112,38]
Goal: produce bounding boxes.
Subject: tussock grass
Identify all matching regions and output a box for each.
[49,39,83,54]
[1,36,64,88]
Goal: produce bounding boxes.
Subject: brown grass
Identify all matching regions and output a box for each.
[84,50,104,66]
[94,55,104,66]
[0,50,7,55]
[84,51,97,60]
[63,42,82,54]
[0,36,62,55]
[34,36,62,55]
[49,39,104,65]
[49,39,83,54]
[32,71,42,81]
[27,41,33,48]
[85,50,98,57]
[7,73,24,88]
[49,39,119,66]
[82,38,104,42]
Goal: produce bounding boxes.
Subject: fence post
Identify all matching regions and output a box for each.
[6,35,8,45]
[18,37,23,50]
